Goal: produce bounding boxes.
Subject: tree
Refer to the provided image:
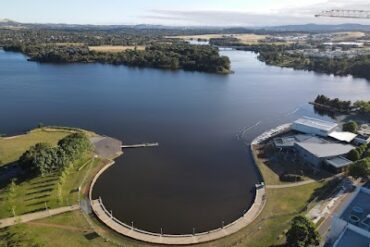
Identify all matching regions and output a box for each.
[348,158,370,179]
[58,133,91,161]
[347,149,361,161]
[343,121,358,133]
[286,216,320,247]
[8,179,18,216]
[19,133,91,176]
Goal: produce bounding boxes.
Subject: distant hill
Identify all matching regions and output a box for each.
[0,18,24,29]
[263,23,370,32]
[0,18,370,33]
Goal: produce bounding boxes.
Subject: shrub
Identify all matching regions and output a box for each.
[347,149,361,161]
[343,121,358,133]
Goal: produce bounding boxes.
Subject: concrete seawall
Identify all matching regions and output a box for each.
[90,187,266,245]
[88,160,115,201]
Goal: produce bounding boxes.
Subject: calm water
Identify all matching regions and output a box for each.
[1,49,369,234]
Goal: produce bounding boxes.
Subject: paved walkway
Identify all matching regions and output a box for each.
[91,188,266,245]
[266,179,316,189]
[0,204,80,229]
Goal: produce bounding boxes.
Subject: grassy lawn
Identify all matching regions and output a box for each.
[0,127,100,218]
[197,182,324,247]
[167,33,268,44]
[252,145,284,185]
[0,153,98,218]
[0,211,113,247]
[89,45,146,53]
[252,144,332,186]
[0,128,72,166]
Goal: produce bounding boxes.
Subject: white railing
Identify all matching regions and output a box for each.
[95,188,262,238]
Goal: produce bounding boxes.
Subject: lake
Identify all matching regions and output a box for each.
[0,49,369,234]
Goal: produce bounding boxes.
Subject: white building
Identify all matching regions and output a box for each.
[326,186,370,246]
[292,117,338,137]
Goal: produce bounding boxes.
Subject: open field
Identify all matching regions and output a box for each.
[0,127,95,166]
[169,33,267,44]
[89,45,146,53]
[0,128,72,166]
[332,31,366,41]
[42,42,85,47]
[0,211,112,247]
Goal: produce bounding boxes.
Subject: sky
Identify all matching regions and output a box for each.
[1,0,370,26]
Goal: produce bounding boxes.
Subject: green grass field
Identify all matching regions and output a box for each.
[252,145,283,185]
[0,128,72,166]
[0,211,112,247]
[0,127,101,218]
[0,152,98,218]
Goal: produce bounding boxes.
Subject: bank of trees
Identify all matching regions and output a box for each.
[347,143,370,161]
[314,95,352,112]
[348,158,370,179]
[19,133,91,176]
[3,43,230,74]
[313,95,370,114]
[235,43,370,81]
[264,52,370,81]
[354,100,370,114]
[347,141,370,179]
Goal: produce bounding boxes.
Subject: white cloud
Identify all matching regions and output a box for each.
[143,0,370,26]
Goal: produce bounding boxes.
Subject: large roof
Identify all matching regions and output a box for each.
[326,156,353,168]
[294,117,338,132]
[295,142,354,158]
[329,131,358,143]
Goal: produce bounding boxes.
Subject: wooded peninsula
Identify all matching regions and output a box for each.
[0,30,230,74]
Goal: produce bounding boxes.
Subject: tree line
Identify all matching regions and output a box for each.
[19,133,92,176]
[314,94,370,114]
[258,47,370,81]
[221,42,370,81]
[3,43,230,74]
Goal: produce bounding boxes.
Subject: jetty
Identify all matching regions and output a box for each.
[121,143,159,148]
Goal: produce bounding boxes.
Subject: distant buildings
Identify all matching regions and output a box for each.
[326,186,370,246]
[286,48,370,59]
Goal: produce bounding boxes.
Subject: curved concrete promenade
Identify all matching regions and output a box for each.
[90,188,265,245]
[88,135,268,245]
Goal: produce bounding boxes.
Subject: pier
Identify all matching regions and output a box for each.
[121,143,159,148]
